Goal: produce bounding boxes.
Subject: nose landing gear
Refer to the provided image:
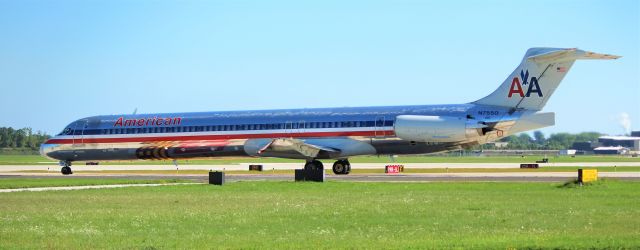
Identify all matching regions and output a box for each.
[60,161,73,175]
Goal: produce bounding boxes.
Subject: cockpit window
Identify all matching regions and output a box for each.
[58,127,72,136]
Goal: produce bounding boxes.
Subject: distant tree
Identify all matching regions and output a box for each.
[533,131,546,145]
[546,133,577,150]
[0,127,50,150]
[575,132,602,143]
[15,129,27,148]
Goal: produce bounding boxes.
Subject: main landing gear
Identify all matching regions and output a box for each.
[332,159,351,175]
[304,160,324,171]
[303,159,351,175]
[60,160,73,175]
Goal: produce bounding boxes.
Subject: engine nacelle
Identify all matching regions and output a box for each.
[394,115,482,142]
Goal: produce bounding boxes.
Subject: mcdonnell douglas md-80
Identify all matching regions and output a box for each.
[41,48,619,175]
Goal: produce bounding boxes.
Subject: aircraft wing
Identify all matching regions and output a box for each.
[258,138,341,158]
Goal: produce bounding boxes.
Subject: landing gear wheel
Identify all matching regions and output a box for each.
[333,160,351,175]
[61,166,72,175]
[344,160,351,174]
[304,160,324,171]
[60,161,73,175]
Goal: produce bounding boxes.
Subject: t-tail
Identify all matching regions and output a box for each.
[473,47,620,111]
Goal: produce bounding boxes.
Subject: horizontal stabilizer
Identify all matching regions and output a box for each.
[508,112,555,135]
[528,48,621,63]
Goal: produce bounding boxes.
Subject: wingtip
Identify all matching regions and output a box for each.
[577,49,622,60]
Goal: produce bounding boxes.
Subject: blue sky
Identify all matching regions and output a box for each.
[0,0,638,136]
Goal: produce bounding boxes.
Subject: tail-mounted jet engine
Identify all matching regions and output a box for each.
[393,115,487,143]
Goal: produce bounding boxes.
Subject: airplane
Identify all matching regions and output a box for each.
[40,48,620,175]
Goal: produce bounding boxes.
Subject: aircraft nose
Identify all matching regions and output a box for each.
[39,143,48,157]
[39,142,57,159]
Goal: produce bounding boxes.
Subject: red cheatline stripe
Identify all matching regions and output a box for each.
[44,130,395,144]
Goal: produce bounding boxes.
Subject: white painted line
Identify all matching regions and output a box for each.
[0,183,201,193]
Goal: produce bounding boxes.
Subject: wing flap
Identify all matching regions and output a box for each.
[258,138,340,158]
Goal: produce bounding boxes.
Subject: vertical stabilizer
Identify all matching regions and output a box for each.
[473,48,620,111]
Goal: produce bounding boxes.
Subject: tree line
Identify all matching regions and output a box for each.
[485,131,602,150]
[0,127,51,149]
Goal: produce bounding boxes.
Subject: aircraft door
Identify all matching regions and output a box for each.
[297,120,305,135]
[374,116,385,137]
[284,120,305,136]
[284,121,293,134]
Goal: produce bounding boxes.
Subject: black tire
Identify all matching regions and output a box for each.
[304,161,314,171]
[305,160,324,171]
[332,161,346,175]
[312,160,323,170]
[342,159,351,174]
[61,166,72,175]
[333,160,351,175]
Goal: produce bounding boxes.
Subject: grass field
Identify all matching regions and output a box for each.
[0,180,638,248]
[0,178,191,189]
[2,154,640,165]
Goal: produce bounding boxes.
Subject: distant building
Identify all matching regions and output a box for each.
[632,131,640,137]
[594,146,629,155]
[571,141,595,152]
[488,142,509,148]
[559,149,577,155]
[598,136,640,151]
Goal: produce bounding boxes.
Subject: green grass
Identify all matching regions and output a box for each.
[0,181,638,248]
[2,154,640,165]
[0,178,191,189]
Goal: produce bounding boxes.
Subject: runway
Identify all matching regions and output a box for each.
[1,171,639,183]
[2,161,640,183]
[3,162,640,172]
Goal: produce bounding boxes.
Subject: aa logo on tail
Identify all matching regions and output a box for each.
[508,70,543,98]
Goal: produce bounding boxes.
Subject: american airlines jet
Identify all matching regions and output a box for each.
[41,48,619,175]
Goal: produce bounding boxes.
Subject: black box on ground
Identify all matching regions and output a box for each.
[249,164,263,171]
[295,169,305,181]
[294,169,325,182]
[520,164,539,169]
[209,171,225,185]
[535,158,549,163]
